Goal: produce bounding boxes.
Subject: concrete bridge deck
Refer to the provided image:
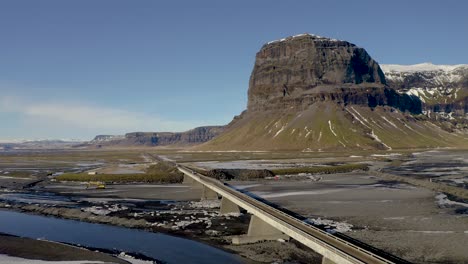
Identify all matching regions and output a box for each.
[178,165,410,264]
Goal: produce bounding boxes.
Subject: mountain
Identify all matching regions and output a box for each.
[87,126,225,148]
[91,135,125,143]
[0,139,84,150]
[196,34,468,151]
[381,63,468,131]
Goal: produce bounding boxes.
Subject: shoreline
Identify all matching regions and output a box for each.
[0,200,320,264]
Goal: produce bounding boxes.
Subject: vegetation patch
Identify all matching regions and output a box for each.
[0,171,34,178]
[206,169,274,181]
[56,161,183,183]
[271,163,369,175]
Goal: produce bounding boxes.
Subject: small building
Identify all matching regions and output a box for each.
[88,171,97,175]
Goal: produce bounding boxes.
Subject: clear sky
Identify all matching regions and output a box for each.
[1,0,467,141]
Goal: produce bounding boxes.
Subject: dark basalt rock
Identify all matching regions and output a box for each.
[247,34,421,114]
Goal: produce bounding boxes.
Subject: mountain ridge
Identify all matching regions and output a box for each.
[381,62,468,132]
[86,126,225,148]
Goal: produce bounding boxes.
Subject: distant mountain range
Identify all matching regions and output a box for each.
[83,126,225,148]
[0,139,84,150]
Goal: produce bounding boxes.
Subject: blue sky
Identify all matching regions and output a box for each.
[1,0,467,140]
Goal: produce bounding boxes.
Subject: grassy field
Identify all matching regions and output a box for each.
[188,163,369,180]
[271,163,369,175]
[56,161,183,183]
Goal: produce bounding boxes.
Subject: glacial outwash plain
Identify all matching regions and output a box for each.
[1,34,467,264]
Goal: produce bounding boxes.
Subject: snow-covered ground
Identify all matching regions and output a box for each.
[305,217,353,233]
[190,200,221,209]
[370,153,402,157]
[117,252,155,264]
[435,193,468,208]
[82,204,128,216]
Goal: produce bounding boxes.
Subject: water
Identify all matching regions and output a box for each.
[0,210,242,264]
[0,192,74,205]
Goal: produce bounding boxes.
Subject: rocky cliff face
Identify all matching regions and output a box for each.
[198,34,467,151]
[89,126,224,147]
[247,34,420,114]
[382,63,468,130]
[124,126,224,146]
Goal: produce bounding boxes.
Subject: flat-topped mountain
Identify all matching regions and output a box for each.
[248,34,386,111]
[197,34,467,151]
[247,34,420,114]
[124,125,224,146]
[88,126,225,148]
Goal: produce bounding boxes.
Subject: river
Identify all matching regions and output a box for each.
[0,210,243,264]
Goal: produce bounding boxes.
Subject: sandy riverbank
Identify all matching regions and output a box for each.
[0,233,132,264]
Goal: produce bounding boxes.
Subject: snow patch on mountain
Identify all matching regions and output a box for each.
[381,63,468,73]
[91,135,125,142]
[328,120,338,137]
[267,33,341,45]
[273,125,286,138]
[382,63,468,85]
[382,63,468,124]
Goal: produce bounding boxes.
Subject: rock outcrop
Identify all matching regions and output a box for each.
[247,34,420,113]
[197,34,467,151]
[123,126,225,146]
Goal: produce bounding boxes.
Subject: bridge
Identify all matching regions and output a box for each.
[178,165,409,264]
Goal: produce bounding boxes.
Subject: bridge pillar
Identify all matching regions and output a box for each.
[232,215,289,244]
[183,174,195,184]
[247,215,283,237]
[321,257,337,264]
[220,196,241,215]
[201,186,219,200]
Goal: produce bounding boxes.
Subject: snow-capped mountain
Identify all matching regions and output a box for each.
[381,63,468,127]
[0,139,85,150]
[90,135,125,143]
